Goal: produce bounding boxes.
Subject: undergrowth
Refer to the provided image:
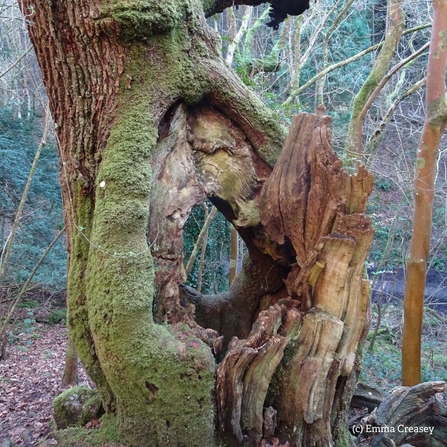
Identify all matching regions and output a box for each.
[360,304,447,393]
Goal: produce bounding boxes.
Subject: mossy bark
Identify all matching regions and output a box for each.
[344,0,404,163]
[21,1,373,446]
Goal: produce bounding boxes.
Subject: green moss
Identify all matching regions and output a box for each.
[39,416,121,447]
[351,78,376,119]
[201,0,215,15]
[75,32,217,444]
[66,183,116,412]
[103,0,189,39]
[334,430,354,447]
[416,157,426,169]
[427,95,447,127]
[53,387,103,429]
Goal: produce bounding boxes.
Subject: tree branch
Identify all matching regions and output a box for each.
[356,41,430,155]
[364,77,426,158]
[204,0,268,17]
[0,46,32,79]
[282,23,432,107]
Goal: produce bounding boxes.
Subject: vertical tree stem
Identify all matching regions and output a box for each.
[229,227,238,285]
[402,0,447,386]
[344,0,404,164]
[0,226,65,357]
[185,206,218,277]
[0,103,50,285]
[197,204,209,292]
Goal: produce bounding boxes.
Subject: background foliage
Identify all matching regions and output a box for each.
[0,0,65,290]
[0,108,66,289]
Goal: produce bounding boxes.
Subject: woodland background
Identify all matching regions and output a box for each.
[1,0,447,395]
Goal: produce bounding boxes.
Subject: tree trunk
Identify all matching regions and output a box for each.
[229,227,238,285]
[185,205,217,278]
[402,0,447,386]
[61,337,78,386]
[197,203,212,292]
[344,0,404,163]
[19,1,374,446]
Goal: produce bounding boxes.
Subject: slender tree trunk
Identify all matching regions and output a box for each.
[344,0,404,163]
[290,15,303,102]
[61,337,78,386]
[226,6,251,66]
[402,0,447,386]
[185,206,217,278]
[197,203,210,292]
[229,227,238,285]
[316,0,354,105]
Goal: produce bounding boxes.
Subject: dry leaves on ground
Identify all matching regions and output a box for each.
[0,323,91,446]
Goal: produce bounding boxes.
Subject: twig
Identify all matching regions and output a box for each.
[356,41,430,155]
[0,102,51,285]
[0,46,33,79]
[0,227,65,358]
[283,24,431,105]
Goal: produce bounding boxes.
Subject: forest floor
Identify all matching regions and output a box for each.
[0,322,91,446]
[0,287,92,447]
[1,283,447,446]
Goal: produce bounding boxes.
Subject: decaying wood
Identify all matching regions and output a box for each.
[148,100,374,446]
[151,102,285,342]
[355,381,447,447]
[348,383,384,435]
[351,383,384,412]
[349,407,370,433]
[215,110,374,446]
[216,298,301,445]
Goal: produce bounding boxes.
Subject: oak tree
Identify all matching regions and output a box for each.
[19,0,373,445]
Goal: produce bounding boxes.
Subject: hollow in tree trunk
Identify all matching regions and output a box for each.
[20,1,374,446]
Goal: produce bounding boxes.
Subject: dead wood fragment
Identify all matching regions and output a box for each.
[351,383,384,412]
[216,299,301,446]
[355,381,447,447]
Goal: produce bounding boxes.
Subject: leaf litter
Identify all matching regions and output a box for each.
[0,323,91,446]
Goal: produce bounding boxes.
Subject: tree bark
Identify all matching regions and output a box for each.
[344,0,404,163]
[19,1,374,446]
[402,0,447,386]
[61,337,79,386]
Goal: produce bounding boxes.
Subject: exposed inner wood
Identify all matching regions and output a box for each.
[150,104,374,446]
